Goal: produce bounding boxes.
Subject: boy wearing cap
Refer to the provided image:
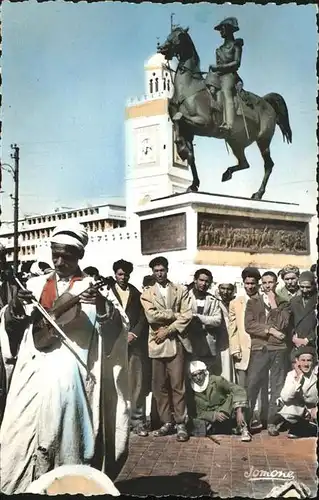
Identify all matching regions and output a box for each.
[141,256,192,442]
[277,265,300,303]
[188,360,251,441]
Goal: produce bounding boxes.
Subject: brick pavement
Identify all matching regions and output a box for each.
[115,430,317,497]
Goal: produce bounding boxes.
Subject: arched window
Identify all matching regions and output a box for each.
[163,78,166,90]
[149,79,153,93]
[155,77,159,92]
[167,79,170,92]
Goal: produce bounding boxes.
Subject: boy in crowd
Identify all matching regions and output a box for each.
[187,269,222,373]
[110,259,149,436]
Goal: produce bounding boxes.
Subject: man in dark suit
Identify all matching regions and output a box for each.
[290,271,317,354]
[111,259,150,436]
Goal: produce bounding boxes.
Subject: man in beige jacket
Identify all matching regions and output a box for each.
[141,256,192,442]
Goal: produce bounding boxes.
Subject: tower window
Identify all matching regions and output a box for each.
[149,79,153,93]
[167,79,170,92]
[155,77,159,92]
[163,78,166,91]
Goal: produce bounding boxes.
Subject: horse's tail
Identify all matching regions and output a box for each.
[263,93,292,144]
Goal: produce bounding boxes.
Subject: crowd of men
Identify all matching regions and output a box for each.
[101,257,317,444]
[0,223,317,494]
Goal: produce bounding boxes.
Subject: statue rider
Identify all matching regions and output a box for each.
[209,17,243,135]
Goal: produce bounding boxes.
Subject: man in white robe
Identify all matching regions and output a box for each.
[0,222,130,494]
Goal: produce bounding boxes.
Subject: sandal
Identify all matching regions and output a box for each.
[133,424,149,437]
[176,423,189,442]
[152,422,174,437]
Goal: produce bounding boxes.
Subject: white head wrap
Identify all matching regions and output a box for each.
[189,360,209,393]
[51,222,88,251]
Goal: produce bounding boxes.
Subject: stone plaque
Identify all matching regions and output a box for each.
[198,213,309,255]
[141,213,187,255]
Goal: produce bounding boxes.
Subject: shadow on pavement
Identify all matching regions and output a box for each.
[116,471,215,496]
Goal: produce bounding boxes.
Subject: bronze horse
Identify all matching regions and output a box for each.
[158,27,292,200]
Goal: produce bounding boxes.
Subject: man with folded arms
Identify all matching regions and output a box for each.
[141,256,192,442]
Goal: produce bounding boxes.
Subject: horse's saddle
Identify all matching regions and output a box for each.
[234,92,260,125]
[205,71,259,125]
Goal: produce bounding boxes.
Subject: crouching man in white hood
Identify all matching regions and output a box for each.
[188,360,252,441]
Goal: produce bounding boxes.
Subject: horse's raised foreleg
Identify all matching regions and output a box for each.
[171,112,189,161]
[221,142,250,182]
[251,139,274,200]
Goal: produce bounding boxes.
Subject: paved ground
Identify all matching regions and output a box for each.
[115,430,317,497]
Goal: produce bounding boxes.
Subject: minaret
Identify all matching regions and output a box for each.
[125,52,192,227]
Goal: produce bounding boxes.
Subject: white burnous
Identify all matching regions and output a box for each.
[0,222,130,494]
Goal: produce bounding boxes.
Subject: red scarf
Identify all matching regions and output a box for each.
[40,274,83,310]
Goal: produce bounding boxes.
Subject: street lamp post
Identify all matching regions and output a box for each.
[11,145,20,275]
[0,144,20,275]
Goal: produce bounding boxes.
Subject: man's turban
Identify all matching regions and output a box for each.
[51,222,88,251]
[189,360,209,393]
[189,360,208,374]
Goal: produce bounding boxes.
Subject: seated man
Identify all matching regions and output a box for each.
[188,360,251,441]
[275,346,317,439]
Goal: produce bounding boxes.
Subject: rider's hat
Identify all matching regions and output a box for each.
[214,17,239,33]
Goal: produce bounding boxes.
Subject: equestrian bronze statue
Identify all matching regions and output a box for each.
[157,17,292,200]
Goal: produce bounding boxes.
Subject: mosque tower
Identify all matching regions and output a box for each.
[125,52,192,227]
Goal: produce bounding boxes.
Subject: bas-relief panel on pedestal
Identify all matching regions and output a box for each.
[141,213,187,254]
[197,213,309,255]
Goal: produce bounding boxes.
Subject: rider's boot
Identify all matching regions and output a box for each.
[219,97,235,135]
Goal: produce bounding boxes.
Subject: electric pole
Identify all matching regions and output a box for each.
[171,13,175,31]
[10,144,20,274]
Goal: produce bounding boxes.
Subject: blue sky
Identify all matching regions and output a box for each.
[1,1,317,220]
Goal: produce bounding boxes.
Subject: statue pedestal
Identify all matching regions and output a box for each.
[135,191,316,285]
